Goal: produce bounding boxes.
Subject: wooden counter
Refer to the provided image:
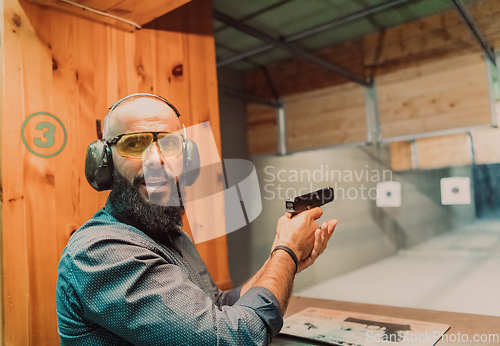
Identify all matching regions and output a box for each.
[272,296,500,345]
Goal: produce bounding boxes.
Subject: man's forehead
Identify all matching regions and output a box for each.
[108,97,181,134]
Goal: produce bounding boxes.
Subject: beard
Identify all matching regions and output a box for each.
[107,170,185,247]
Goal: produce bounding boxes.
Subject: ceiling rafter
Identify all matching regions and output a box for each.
[452,0,496,65]
[216,0,412,68]
[213,9,370,86]
[214,0,294,34]
[219,86,279,108]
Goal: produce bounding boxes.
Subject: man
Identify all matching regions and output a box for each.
[56,93,338,345]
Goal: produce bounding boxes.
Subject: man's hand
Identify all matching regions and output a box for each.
[274,208,323,261]
[271,214,338,272]
[242,209,337,315]
[297,219,337,273]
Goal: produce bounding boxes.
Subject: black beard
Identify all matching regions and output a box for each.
[107,170,185,247]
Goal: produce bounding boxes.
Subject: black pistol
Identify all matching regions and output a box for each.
[285,187,334,217]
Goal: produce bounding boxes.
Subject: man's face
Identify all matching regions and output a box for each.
[106,97,183,205]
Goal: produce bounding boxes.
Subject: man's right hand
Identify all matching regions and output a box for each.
[274,208,323,261]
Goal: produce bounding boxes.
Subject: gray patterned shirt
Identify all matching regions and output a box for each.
[56,201,282,345]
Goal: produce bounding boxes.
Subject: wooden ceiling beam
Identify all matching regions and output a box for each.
[24,0,191,31]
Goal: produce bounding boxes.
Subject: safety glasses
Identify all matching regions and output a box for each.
[107,132,183,158]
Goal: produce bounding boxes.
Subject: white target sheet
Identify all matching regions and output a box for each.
[281,307,449,346]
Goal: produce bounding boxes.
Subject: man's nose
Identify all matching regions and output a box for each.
[151,142,165,165]
[143,142,165,168]
[143,142,182,178]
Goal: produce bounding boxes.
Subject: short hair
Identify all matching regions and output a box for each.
[102,93,181,141]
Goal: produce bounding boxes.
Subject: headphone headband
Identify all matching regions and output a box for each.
[106,93,182,118]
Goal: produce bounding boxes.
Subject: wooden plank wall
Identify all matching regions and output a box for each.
[367,1,499,170]
[416,133,472,169]
[248,52,492,157]
[471,104,500,164]
[245,1,500,166]
[247,103,278,156]
[1,0,230,344]
[390,141,413,171]
[285,83,367,152]
[471,128,500,164]
[363,1,500,76]
[245,39,365,100]
[245,1,500,98]
[376,53,491,139]
[390,106,500,171]
[247,82,367,155]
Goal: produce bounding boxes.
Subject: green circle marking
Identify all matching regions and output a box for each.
[21,112,67,158]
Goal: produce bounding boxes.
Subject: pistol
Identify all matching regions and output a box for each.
[285,187,334,216]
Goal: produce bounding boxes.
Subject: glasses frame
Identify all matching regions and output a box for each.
[106,131,184,158]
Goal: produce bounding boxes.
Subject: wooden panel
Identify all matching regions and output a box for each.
[472,127,500,164]
[377,53,492,139]
[26,0,191,31]
[1,0,228,344]
[285,82,367,152]
[416,133,471,169]
[245,1,500,100]
[247,103,278,156]
[469,102,500,165]
[364,1,500,76]
[390,141,413,171]
[391,112,500,171]
[245,39,365,99]
[2,1,32,344]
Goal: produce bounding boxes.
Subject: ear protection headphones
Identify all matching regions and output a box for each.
[85,93,201,191]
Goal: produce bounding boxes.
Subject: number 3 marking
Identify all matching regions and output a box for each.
[34,122,56,148]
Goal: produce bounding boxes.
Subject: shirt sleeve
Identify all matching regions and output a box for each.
[215,285,242,307]
[63,236,283,346]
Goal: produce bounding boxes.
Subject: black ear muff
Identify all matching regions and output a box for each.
[85,140,114,191]
[182,138,200,186]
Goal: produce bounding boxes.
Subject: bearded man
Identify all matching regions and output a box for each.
[56,93,337,345]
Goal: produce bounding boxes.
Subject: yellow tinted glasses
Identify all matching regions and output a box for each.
[107,132,183,158]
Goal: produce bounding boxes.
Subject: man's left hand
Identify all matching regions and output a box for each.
[297,219,337,273]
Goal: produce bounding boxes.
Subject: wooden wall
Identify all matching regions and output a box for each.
[471,103,500,165]
[377,53,492,139]
[247,103,278,156]
[285,83,366,152]
[247,52,493,157]
[245,1,500,166]
[247,82,367,155]
[247,50,493,157]
[391,108,500,171]
[416,133,472,169]
[1,0,229,344]
[471,129,500,164]
[245,39,365,100]
[390,141,413,171]
[363,0,500,77]
[245,0,500,98]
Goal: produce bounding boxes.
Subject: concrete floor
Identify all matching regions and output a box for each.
[296,220,500,317]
